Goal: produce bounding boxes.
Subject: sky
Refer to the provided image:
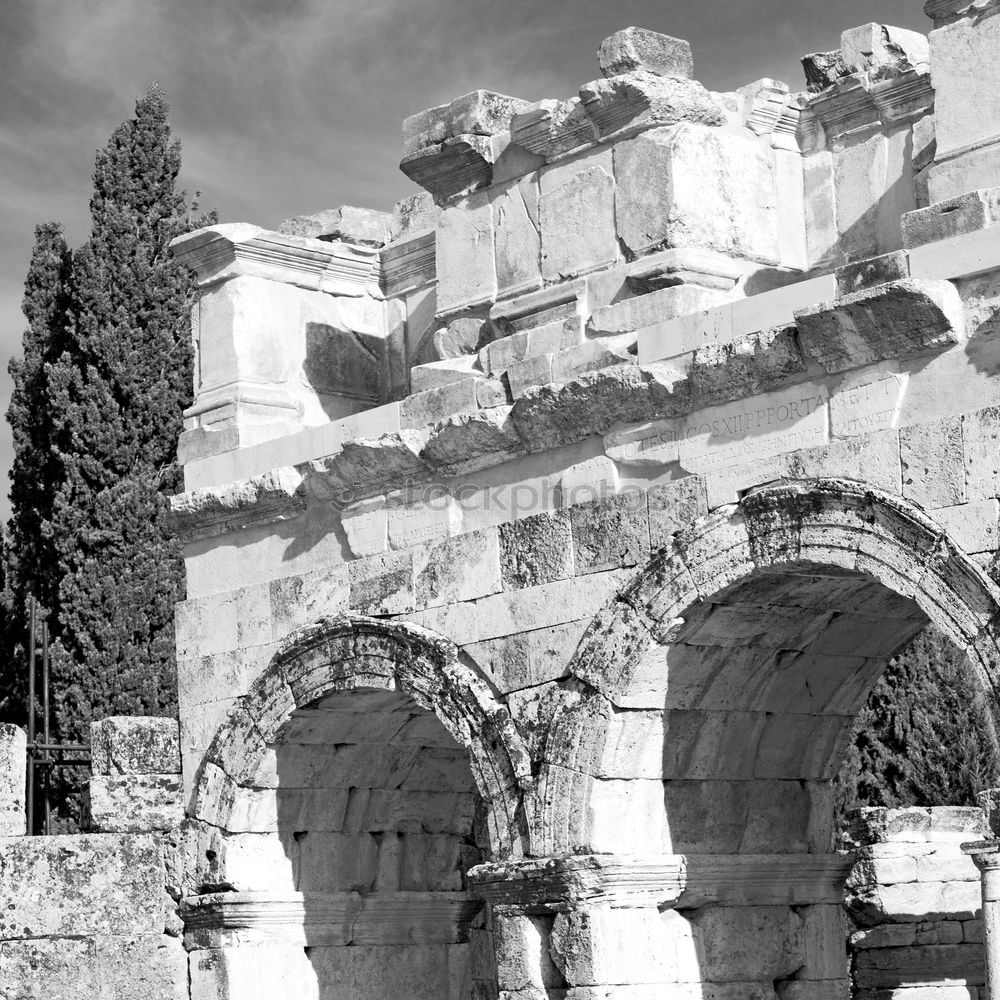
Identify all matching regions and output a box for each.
[0,0,931,521]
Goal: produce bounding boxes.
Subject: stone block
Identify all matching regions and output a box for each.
[853,943,984,989]
[509,97,597,162]
[493,173,542,298]
[901,417,966,506]
[436,191,497,316]
[278,205,391,247]
[499,509,575,589]
[647,477,709,549]
[414,528,502,610]
[493,913,562,991]
[794,279,965,374]
[389,191,442,242]
[964,406,1000,500]
[0,724,26,836]
[904,187,1000,249]
[420,407,526,477]
[465,618,588,693]
[0,833,164,938]
[802,50,851,93]
[507,353,555,399]
[841,23,929,80]
[597,27,694,79]
[934,498,1000,553]
[400,378,479,430]
[86,774,184,833]
[479,322,567,377]
[387,492,461,550]
[588,285,727,336]
[689,905,805,983]
[474,570,632,641]
[349,549,415,615]
[539,147,618,281]
[614,124,779,263]
[570,494,650,574]
[837,250,911,295]
[579,71,725,143]
[91,717,181,775]
[585,778,669,853]
[782,429,902,495]
[403,90,531,157]
[410,356,479,394]
[551,334,637,384]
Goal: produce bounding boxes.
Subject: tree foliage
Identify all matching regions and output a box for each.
[835,624,1000,825]
[4,86,214,750]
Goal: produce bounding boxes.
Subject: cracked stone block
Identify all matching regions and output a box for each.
[415,528,502,609]
[278,205,391,247]
[421,407,525,477]
[614,123,779,263]
[349,549,415,615]
[597,27,694,80]
[539,147,618,281]
[494,173,542,298]
[91,717,181,775]
[840,23,929,81]
[578,71,725,143]
[436,190,497,315]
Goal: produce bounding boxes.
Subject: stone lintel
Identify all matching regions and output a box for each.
[180,890,481,950]
[806,68,932,139]
[169,223,379,297]
[168,467,306,544]
[468,853,853,911]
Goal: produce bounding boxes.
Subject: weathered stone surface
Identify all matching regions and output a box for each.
[403,90,530,156]
[794,279,965,373]
[588,285,726,336]
[494,173,541,298]
[647,476,709,549]
[410,355,480,394]
[421,406,526,476]
[169,467,305,543]
[539,148,618,281]
[401,378,479,429]
[415,528,502,609]
[0,724,26,836]
[509,98,597,162]
[400,133,496,201]
[837,250,911,295]
[0,833,164,937]
[278,205,391,247]
[570,494,650,574]
[436,190,496,315]
[903,187,1000,249]
[597,27,694,80]
[802,50,851,93]
[86,775,184,834]
[389,191,443,242]
[841,23,929,81]
[308,431,431,503]
[499,509,574,589]
[901,418,966,507]
[614,124,779,263]
[579,71,725,142]
[91,717,181,776]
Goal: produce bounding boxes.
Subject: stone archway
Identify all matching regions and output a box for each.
[185,614,532,1000]
[475,478,1000,998]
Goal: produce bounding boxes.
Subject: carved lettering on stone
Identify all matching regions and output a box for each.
[830,372,909,438]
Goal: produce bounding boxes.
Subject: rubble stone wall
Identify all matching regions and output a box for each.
[846,807,989,1000]
[0,718,187,1000]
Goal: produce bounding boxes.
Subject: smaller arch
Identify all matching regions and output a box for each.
[190,614,533,864]
[533,478,1000,857]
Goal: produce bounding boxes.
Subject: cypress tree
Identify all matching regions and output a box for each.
[835,625,1000,825]
[2,223,72,720]
[6,85,213,750]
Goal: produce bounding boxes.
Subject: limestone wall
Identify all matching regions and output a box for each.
[845,807,989,1000]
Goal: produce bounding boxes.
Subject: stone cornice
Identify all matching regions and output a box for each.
[169,466,306,543]
[181,890,481,949]
[379,230,437,297]
[467,853,854,911]
[808,69,933,138]
[170,223,380,297]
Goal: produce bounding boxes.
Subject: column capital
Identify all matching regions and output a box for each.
[963,839,1000,871]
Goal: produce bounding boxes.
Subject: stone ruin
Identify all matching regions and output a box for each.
[8,2,1000,998]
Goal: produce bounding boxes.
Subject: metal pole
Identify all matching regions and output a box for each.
[42,622,50,835]
[26,598,36,835]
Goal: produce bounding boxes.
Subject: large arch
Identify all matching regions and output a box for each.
[191,613,533,861]
[185,615,533,1000]
[533,478,1000,857]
